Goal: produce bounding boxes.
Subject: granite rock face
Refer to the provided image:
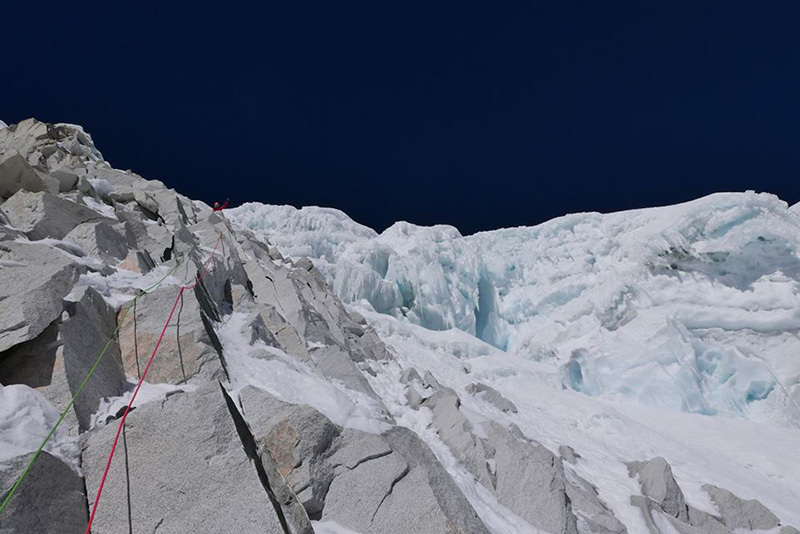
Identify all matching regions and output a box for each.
[81,385,302,534]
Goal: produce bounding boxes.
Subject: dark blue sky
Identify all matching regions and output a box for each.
[4,2,800,234]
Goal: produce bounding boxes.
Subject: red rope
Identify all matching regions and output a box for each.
[84,232,224,534]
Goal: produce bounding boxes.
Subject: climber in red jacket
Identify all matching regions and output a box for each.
[213,198,229,212]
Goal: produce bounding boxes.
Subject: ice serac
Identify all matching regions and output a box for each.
[229,193,800,427]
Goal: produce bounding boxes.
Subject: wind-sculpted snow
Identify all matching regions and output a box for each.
[229,192,800,427]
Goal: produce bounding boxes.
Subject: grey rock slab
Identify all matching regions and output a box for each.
[117,284,224,385]
[0,451,88,534]
[702,484,780,530]
[632,497,730,534]
[0,241,83,353]
[81,385,289,534]
[321,446,410,531]
[2,190,110,240]
[60,285,127,431]
[628,457,689,521]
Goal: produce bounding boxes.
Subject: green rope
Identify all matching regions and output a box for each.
[0,258,183,514]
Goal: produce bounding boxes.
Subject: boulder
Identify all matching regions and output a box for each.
[63,221,128,261]
[0,151,58,200]
[308,343,379,398]
[702,484,780,530]
[627,457,688,521]
[0,451,88,534]
[2,190,109,240]
[0,241,83,353]
[82,384,300,534]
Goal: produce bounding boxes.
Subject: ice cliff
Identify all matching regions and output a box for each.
[0,118,798,534]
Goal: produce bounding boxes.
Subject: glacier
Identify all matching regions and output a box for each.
[229,192,800,428]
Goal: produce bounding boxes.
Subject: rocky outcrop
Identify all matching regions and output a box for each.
[0,119,102,173]
[405,370,581,534]
[0,451,88,534]
[234,228,390,398]
[239,385,491,534]
[702,484,781,531]
[627,457,797,534]
[627,457,689,521]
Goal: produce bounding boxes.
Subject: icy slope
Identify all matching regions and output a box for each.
[229,192,800,427]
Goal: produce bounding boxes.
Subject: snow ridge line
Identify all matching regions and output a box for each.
[84,231,225,534]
